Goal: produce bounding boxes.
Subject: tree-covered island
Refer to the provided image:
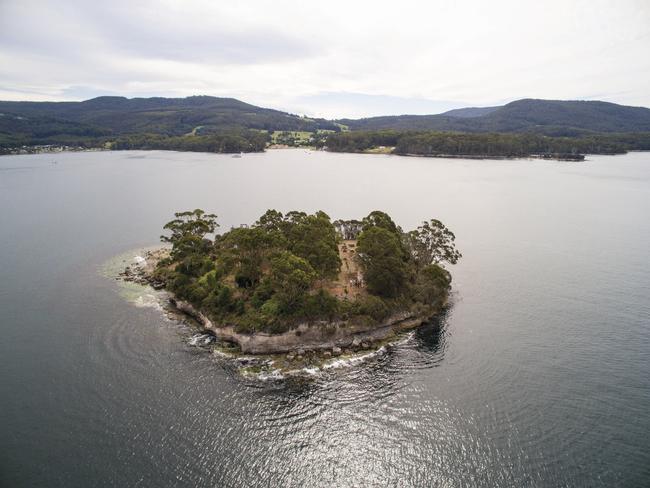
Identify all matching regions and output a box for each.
[139,209,461,356]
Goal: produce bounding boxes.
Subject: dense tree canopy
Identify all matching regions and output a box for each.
[321,130,650,158]
[287,211,341,279]
[357,227,408,298]
[112,130,269,153]
[155,208,461,334]
[362,211,402,236]
[267,251,317,312]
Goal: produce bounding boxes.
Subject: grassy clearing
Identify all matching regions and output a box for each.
[270,130,313,144]
[363,146,394,154]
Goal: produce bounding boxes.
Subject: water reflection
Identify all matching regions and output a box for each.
[414,307,450,355]
[201,305,469,487]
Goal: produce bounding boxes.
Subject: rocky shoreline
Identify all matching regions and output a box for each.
[120,248,440,359]
[170,296,428,355]
[118,248,168,289]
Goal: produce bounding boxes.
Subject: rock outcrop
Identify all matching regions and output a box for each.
[170,297,427,354]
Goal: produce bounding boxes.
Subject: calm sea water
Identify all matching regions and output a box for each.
[1,149,649,487]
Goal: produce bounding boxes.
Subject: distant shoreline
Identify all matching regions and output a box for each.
[9,145,648,162]
[398,152,585,161]
[0,147,591,162]
[0,145,109,156]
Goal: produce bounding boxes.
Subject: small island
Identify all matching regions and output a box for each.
[132,209,461,361]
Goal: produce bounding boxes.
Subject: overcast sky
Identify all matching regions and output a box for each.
[1,0,649,118]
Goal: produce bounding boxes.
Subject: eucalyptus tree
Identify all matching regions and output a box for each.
[404,219,462,270]
[160,209,218,260]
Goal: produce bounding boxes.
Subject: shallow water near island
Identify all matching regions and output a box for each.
[1,149,650,487]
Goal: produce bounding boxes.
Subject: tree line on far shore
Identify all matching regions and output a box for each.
[110,130,269,153]
[321,130,650,157]
[0,126,270,154]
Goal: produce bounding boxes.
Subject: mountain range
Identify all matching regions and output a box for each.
[0,95,338,143]
[1,96,650,148]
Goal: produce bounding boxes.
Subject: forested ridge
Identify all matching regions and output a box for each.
[3,95,650,156]
[339,99,650,134]
[0,95,337,152]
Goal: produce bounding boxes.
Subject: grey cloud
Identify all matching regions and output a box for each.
[71,0,321,65]
[1,0,649,111]
[0,0,321,66]
[108,25,319,65]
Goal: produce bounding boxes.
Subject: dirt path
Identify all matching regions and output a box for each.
[326,240,365,300]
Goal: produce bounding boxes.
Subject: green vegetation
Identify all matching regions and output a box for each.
[0,96,339,153]
[338,99,650,134]
[267,129,342,147]
[270,131,313,146]
[4,95,650,156]
[154,208,461,334]
[0,96,340,136]
[111,130,268,153]
[0,113,111,151]
[322,130,650,158]
[323,130,401,152]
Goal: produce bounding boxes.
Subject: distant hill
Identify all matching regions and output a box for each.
[0,95,339,141]
[0,112,110,139]
[3,96,650,151]
[339,99,650,135]
[442,106,500,118]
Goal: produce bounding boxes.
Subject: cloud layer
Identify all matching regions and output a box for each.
[1,0,649,117]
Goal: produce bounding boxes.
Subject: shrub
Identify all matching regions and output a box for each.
[260,297,282,318]
[303,289,339,321]
[413,264,451,306]
[357,226,408,298]
[353,295,390,321]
